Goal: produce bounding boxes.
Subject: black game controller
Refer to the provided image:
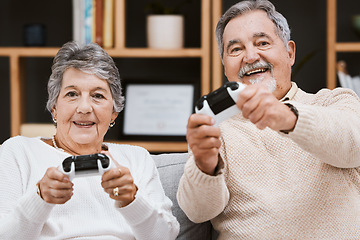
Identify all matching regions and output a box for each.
[195,81,245,126]
[58,153,114,180]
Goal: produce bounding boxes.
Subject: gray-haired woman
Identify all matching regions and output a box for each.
[0,41,179,239]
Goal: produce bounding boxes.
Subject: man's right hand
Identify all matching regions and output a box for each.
[186,114,221,175]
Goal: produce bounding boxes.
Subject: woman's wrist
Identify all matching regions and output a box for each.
[36,181,43,200]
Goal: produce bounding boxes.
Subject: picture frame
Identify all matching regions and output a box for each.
[119,80,196,141]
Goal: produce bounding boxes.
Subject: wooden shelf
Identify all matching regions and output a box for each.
[335,42,360,52]
[327,0,360,89]
[0,47,205,58]
[19,123,187,152]
[109,141,188,152]
[3,0,213,153]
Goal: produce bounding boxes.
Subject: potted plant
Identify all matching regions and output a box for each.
[145,0,191,49]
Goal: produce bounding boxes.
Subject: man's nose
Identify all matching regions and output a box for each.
[243,45,260,64]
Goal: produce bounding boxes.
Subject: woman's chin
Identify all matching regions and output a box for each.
[71,133,100,145]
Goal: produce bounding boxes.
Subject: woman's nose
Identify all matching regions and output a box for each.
[76,97,93,114]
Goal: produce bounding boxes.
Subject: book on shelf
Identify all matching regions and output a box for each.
[336,60,360,96]
[95,0,104,47]
[72,0,85,44]
[337,71,360,96]
[103,0,114,48]
[84,0,93,44]
[72,0,113,47]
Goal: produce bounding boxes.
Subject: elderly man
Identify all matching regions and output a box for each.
[177,0,360,239]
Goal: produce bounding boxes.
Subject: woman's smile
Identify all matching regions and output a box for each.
[73,121,96,127]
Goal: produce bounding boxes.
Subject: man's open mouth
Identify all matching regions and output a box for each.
[244,68,268,76]
[238,62,273,79]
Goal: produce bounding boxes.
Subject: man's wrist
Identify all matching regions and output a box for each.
[280,103,299,134]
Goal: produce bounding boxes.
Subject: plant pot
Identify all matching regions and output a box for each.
[147,15,184,49]
[353,15,360,37]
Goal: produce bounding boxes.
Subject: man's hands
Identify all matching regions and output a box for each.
[186,114,221,176]
[187,83,298,176]
[236,83,297,132]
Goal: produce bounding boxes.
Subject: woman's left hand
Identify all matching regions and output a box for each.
[101,166,138,207]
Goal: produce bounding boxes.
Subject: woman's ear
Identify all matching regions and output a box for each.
[111,112,119,123]
[51,107,57,121]
[52,107,56,118]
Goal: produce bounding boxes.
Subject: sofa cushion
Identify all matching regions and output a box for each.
[152,153,214,240]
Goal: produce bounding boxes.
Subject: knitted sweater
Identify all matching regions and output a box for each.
[0,136,179,240]
[177,83,360,239]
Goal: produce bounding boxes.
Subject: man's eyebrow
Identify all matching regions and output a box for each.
[226,39,241,51]
[253,32,273,40]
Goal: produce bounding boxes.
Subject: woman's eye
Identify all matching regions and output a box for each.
[93,93,105,99]
[65,91,77,97]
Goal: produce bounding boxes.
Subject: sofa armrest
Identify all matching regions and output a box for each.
[152,153,216,240]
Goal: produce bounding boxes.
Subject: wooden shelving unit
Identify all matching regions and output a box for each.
[0,0,212,153]
[211,0,223,91]
[327,0,360,89]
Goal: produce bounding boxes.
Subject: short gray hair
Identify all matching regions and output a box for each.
[216,0,291,60]
[46,41,124,113]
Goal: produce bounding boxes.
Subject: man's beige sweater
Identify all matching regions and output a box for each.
[177,83,360,239]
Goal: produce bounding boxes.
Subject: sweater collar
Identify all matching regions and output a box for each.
[280,82,298,101]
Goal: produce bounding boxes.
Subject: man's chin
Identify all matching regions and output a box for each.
[247,76,277,93]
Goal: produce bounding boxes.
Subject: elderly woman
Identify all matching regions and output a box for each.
[0,41,179,239]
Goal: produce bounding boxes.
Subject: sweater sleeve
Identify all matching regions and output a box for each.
[177,153,229,223]
[114,147,179,240]
[0,138,55,240]
[285,88,360,168]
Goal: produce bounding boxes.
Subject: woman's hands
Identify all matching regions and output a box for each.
[37,167,74,204]
[37,151,137,207]
[101,167,138,207]
[101,150,138,207]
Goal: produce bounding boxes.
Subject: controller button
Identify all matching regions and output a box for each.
[196,96,206,110]
[229,82,239,90]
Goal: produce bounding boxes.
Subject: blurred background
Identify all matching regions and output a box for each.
[0,0,360,144]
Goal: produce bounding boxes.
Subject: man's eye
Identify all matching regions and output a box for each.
[258,41,269,46]
[230,47,241,53]
[228,47,242,56]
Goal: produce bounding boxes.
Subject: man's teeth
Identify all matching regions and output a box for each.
[245,68,267,76]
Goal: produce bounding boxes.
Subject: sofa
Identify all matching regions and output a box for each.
[152,153,218,240]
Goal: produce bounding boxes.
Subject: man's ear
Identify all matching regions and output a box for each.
[288,40,296,66]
